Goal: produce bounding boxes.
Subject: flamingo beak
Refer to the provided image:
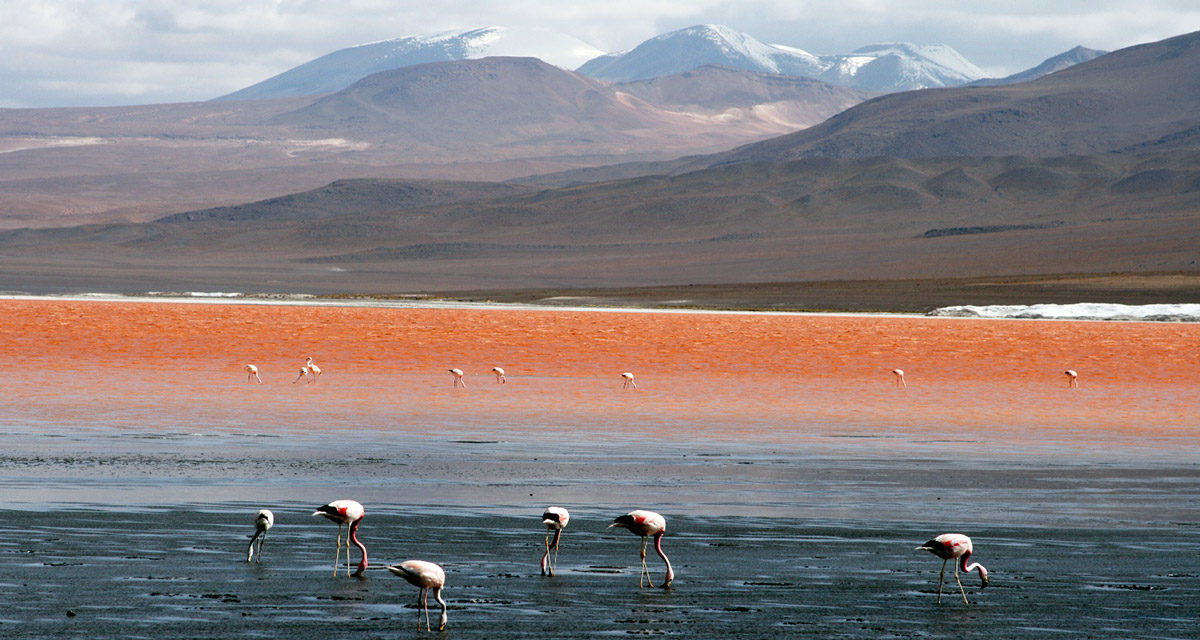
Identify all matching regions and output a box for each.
[980,575,990,589]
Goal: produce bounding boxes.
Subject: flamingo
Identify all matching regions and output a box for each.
[388,560,447,631]
[609,510,673,588]
[449,368,466,388]
[540,506,570,576]
[313,500,367,577]
[1065,369,1078,388]
[246,509,274,563]
[305,356,322,381]
[621,372,637,390]
[245,364,262,384]
[492,366,507,384]
[892,368,906,388]
[292,367,309,384]
[916,533,989,604]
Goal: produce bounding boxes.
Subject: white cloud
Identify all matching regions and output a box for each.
[1,0,1198,107]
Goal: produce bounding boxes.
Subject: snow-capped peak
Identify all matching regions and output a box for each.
[576,24,986,93]
[217,26,604,101]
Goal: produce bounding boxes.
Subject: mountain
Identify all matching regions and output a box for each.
[576,24,985,92]
[972,46,1108,86]
[705,30,1200,164]
[216,26,605,101]
[267,57,858,154]
[0,58,871,229]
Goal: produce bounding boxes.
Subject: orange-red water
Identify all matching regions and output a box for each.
[2,299,1196,461]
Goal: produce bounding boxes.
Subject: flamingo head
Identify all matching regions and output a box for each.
[977,565,989,588]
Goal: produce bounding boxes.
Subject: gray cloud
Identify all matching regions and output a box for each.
[1,0,1198,107]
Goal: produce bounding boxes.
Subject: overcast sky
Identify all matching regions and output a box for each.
[2,1,1198,108]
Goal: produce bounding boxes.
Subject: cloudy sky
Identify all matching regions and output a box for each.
[3,0,1198,108]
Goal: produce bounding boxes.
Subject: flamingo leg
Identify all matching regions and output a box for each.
[542,532,551,576]
[334,523,345,576]
[422,586,432,631]
[936,558,946,604]
[640,536,654,588]
[954,563,968,604]
[257,531,266,563]
[552,537,560,575]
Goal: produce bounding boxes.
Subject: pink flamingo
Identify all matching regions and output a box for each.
[892,368,906,388]
[305,356,322,381]
[492,367,507,384]
[313,500,367,576]
[244,364,262,384]
[246,509,273,563]
[388,560,447,631]
[449,368,466,388]
[1064,369,1078,388]
[621,372,637,390]
[610,510,673,588]
[916,533,989,604]
[292,367,309,384]
[540,506,570,576]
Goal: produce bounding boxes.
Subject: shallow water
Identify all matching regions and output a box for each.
[1,300,1198,638]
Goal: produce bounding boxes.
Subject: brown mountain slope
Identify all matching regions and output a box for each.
[1,151,1197,296]
[704,30,1200,164]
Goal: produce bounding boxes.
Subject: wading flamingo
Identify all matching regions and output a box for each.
[388,560,447,631]
[892,368,906,388]
[916,533,989,604]
[313,500,367,576]
[1065,369,1078,388]
[246,509,273,563]
[292,367,309,384]
[621,372,637,390]
[449,368,466,388]
[610,510,673,588]
[492,367,507,384]
[305,356,321,381]
[244,364,262,384]
[541,506,570,576]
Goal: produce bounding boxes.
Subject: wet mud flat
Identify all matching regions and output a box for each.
[2,505,1197,640]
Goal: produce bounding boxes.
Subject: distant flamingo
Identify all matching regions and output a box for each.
[292,367,310,384]
[492,367,507,384]
[313,500,367,576]
[892,368,906,388]
[610,510,673,588]
[388,560,447,631]
[245,364,262,384]
[305,356,322,381]
[246,509,273,563]
[1065,369,1078,388]
[540,506,570,576]
[916,533,989,604]
[449,368,466,388]
[621,372,638,390]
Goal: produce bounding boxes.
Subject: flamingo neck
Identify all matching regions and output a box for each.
[960,553,986,582]
[348,519,368,574]
[654,532,674,586]
[434,587,448,630]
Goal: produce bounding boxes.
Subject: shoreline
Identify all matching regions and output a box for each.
[1,289,1196,322]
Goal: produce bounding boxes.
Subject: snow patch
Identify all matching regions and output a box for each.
[929,303,1200,322]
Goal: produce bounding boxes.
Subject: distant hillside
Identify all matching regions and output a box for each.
[0,58,865,229]
[705,30,1200,164]
[972,46,1108,86]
